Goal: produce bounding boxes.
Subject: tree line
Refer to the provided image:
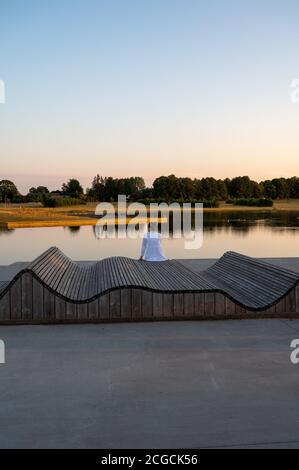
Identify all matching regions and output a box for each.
[1,175,299,204]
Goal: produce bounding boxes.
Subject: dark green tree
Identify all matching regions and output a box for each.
[27,186,49,202]
[62,178,84,199]
[261,180,277,199]
[0,179,19,202]
[271,178,289,199]
[228,176,252,198]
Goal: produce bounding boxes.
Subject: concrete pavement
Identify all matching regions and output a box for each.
[0,319,299,448]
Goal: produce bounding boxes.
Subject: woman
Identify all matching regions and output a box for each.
[139,228,167,261]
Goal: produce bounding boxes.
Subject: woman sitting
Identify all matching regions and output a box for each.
[139,227,167,261]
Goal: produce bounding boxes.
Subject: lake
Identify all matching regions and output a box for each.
[0,210,298,264]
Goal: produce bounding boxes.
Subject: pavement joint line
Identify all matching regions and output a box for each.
[198,439,299,449]
[279,318,299,334]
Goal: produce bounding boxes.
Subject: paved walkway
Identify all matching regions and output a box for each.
[0,320,299,448]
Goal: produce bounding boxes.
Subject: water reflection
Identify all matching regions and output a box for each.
[65,226,81,234]
[203,210,299,231]
[0,210,298,264]
[0,228,14,236]
[90,210,299,236]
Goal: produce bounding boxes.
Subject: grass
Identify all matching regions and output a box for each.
[0,199,299,229]
[0,203,166,228]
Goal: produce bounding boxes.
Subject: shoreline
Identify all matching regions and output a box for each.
[0,200,298,229]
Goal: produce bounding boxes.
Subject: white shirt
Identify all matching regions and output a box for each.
[140,231,167,261]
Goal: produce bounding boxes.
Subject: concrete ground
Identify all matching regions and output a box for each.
[1,319,299,448]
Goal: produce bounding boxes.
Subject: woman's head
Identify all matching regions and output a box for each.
[147,220,159,232]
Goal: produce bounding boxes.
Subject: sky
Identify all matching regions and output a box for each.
[0,0,299,193]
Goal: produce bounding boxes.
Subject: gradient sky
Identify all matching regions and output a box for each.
[1,0,299,193]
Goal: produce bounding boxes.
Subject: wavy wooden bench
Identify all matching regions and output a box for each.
[0,247,298,323]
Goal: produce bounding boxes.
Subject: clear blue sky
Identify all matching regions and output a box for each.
[1,0,299,192]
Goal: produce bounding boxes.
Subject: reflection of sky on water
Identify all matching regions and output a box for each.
[0,211,298,264]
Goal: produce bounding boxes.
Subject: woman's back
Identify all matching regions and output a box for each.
[140,231,167,262]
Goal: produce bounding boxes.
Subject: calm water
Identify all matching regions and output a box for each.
[0,210,299,264]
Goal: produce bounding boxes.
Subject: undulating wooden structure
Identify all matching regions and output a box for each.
[0,247,298,324]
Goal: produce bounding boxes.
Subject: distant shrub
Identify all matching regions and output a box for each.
[233,198,273,207]
[202,199,220,208]
[42,196,86,207]
[138,198,219,208]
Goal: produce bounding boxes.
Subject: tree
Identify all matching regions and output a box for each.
[27,186,49,202]
[88,174,106,201]
[62,179,84,199]
[287,177,299,198]
[153,175,182,201]
[250,180,262,198]
[116,177,145,200]
[0,180,19,203]
[228,176,252,198]
[201,177,219,199]
[271,178,289,199]
[217,179,228,200]
[261,180,277,199]
[104,177,117,201]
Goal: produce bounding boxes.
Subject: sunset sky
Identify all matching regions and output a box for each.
[1,0,299,193]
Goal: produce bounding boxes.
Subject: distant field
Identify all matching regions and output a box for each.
[209,199,299,211]
[0,203,165,228]
[0,200,298,229]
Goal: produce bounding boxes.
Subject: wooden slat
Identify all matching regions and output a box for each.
[65,301,77,320]
[21,273,33,320]
[70,264,86,300]
[173,293,184,317]
[77,303,88,320]
[121,289,132,318]
[132,289,142,319]
[184,293,194,316]
[110,290,121,319]
[10,278,22,320]
[64,265,81,300]
[275,295,286,313]
[55,296,66,320]
[235,304,246,315]
[214,293,225,316]
[99,293,110,320]
[225,297,236,316]
[0,291,10,321]
[152,292,163,317]
[204,293,215,316]
[142,290,152,318]
[56,261,76,297]
[88,299,99,320]
[163,293,173,317]
[43,288,55,320]
[194,293,205,316]
[285,288,296,312]
[263,303,276,315]
[32,278,44,320]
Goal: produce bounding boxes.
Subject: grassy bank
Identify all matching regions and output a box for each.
[0,200,299,229]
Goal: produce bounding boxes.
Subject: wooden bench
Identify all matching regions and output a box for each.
[0,247,298,323]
